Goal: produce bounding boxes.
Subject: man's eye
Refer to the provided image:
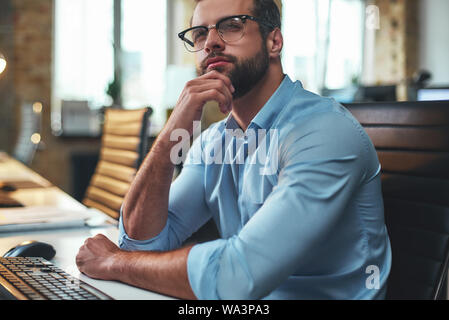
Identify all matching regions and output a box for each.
[192,29,208,42]
[221,20,243,32]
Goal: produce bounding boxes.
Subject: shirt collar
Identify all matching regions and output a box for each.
[224,114,240,130]
[224,75,299,131]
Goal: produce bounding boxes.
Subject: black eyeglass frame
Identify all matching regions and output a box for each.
[178,14,275,51]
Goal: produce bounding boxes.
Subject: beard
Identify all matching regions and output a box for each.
[197,45,270,99]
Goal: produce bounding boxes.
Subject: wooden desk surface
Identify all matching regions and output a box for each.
[0,152,173,300]
[0,152,84,210]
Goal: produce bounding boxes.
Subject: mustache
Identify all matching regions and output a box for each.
[200,52,238,71]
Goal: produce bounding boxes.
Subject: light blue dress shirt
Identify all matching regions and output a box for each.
[118,75,392,300]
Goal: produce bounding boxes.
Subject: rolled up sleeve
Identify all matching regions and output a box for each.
[118,213,173,251]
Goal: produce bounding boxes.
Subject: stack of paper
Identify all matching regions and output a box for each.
[0,206,93,232]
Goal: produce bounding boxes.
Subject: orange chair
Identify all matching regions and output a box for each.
[83,107,152,219]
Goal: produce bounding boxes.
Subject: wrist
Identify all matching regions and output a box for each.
[108,250,129,282]
[152,134,174,154]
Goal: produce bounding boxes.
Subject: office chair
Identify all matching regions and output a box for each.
[345,100,449,300]
[83,107,152,219]
[13,102,42,165]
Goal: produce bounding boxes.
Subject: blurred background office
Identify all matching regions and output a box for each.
[0,0,448,201]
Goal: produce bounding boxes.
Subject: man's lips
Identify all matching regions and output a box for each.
[205,57,231,69]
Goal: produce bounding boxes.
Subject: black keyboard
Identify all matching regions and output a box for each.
[0,257,113,300]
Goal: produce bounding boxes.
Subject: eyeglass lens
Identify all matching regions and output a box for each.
[184,17,246,52]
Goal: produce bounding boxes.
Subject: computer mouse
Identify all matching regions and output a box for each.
[0,184,17,192]
[3,240,56,260]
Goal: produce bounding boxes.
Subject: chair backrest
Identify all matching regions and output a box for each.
[345,100,449,300]
[83,107,151,219]
[13,102,42,165]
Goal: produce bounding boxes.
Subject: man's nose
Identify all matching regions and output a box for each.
[204,28,225,54]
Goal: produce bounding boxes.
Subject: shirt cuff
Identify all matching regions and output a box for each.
[187,239,227,300]
[118,211,171,252]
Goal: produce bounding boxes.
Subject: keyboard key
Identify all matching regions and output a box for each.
[1,257,111,300]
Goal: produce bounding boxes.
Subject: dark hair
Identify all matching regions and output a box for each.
[251,0,281,39]
[192,0,281,39]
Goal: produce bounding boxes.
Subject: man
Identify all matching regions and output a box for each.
[76,0,391,300]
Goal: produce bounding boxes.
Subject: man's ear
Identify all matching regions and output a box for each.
[266,28,283,59]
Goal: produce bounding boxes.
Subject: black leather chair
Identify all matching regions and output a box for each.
[345,100,449,300]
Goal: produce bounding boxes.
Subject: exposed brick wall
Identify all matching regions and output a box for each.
[9,0,100,194]
[0,0,15,152]
[372,0,419,99]
[13,0,53,138]
[404,0,419,83]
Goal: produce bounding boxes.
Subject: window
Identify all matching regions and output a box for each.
[53,0,114,108]
[282,0,364,93]
[121,0,167,131]
[53,0,167,134]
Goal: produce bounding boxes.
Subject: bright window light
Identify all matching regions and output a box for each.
[54,0,114,108]
[121,0,167,130]
[282,0,364,93]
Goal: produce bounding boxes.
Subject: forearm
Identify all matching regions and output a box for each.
[122,132,176,240]
[122,70,234,241]
[111,245,197,300]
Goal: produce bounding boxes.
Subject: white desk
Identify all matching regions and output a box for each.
[0,153,173,300]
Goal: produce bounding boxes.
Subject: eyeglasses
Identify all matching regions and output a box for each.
[178,15,274,53]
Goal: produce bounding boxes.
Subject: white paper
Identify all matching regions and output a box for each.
[0,206,93,232]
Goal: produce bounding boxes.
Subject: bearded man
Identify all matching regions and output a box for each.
[76,0,391,300]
